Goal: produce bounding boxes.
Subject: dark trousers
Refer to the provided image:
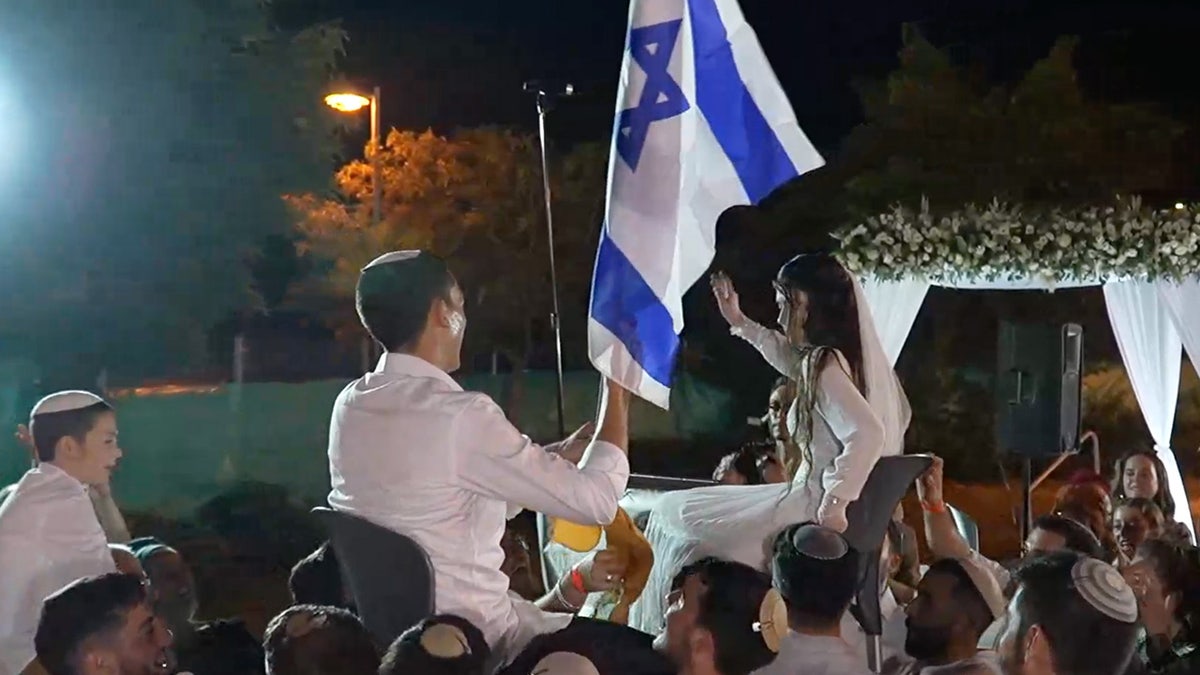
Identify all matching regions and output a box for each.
[498,617,676,675]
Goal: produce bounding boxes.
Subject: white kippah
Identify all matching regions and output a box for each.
[951,556,1008,621]
[30,391,107,419]
[790,523,850,561]
[1073,558,1138,623]
[362,250,421,271]
[532,652,600,675]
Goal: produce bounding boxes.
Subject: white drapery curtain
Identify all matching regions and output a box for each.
[855,275,1196,534]
[1103,281,1193,535]
[1159,279,1200,378]
[859,277,932,366]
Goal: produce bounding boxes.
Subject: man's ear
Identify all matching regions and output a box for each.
[886,552,902,577]
[1024,624,1052,670]
[78,646,115,675]
[54,434,83,462]
[429,296,448,326]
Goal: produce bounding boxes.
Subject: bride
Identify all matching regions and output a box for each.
[629,252,911,633]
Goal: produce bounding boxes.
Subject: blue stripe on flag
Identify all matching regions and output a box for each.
[688,0,799,203]
[590,233,678,387]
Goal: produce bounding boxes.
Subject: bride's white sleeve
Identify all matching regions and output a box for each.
[818,354,886,502]
[729,320,800,377]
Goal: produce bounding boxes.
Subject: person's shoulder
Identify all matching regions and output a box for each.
[342,367,480,414]
[184,620,264,675]
[0,468,81,525]
[454,389,511,423]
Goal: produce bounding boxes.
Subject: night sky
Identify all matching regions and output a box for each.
[282,0,1200,155]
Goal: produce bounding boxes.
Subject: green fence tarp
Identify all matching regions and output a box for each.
[1,371,736,514]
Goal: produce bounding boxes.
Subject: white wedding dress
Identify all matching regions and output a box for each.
[628,277,910,634]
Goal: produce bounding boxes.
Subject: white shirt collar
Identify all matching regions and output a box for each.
[375,353,462,392]
[31,462,89,495]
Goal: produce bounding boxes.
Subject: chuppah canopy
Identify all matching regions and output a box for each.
[837,198,1200,534]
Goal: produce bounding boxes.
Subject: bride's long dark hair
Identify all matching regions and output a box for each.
[774,252,866,479]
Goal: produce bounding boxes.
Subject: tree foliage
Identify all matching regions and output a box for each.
[0,0,346,380]
[841,26,1185,214]
[287,127,607,369]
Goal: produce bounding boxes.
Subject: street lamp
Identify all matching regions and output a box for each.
[325,87,382,228]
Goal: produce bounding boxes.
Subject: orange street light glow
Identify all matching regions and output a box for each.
[325,93,371,112]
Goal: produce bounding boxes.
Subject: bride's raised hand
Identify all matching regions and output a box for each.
[710,271,747,328]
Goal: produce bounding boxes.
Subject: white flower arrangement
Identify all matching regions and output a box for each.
[835,197,1200,284]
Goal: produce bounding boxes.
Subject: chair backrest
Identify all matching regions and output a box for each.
[311,507,435,646]
[844,455,933,639]
[947,503,981,551]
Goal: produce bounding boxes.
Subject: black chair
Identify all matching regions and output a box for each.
[311,507,435,646]
[948,503,981,551]
[843,454,933,673]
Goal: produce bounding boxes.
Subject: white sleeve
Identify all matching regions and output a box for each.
[730,320,801,379]
[455,395,629,525]
[969,549,1012,591]
[818,353,886,502]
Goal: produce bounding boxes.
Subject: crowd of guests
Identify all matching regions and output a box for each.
[7,373,1200,675]
[4,249,1200,675]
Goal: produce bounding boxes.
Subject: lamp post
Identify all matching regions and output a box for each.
[326,88,383,370]
[324,87,382,228]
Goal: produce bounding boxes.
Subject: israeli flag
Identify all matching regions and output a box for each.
[588,0,824,408]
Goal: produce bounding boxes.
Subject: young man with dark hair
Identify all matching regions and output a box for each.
[892,557,1006,674]
[1024,515,1104,561]
[655,557,782,675]
[263,605,379,675]
[996,551,1139,675]
[34,572,175,675]
[327,251,634,666]
[758,522,867,675]
[0,392,123,674]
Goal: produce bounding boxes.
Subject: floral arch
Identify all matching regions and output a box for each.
[838,198,1200,533]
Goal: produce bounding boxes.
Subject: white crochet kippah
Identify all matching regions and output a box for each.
[1073,558,1138,623]
[30,391,107,419]
[951,556,1008,621]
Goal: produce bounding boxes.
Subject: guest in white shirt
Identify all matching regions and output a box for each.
[885,557,1006,675]
[327,250,639,668]
[755,522,869,675]
[0,391,122,675]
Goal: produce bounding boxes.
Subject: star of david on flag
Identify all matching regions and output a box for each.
[588,0,825,408]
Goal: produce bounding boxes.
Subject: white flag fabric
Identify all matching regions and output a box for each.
[588,0,824,408]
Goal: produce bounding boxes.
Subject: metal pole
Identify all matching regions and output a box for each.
[1021,458,1033,543]
[534,94,567,440]
[370,86,383,229]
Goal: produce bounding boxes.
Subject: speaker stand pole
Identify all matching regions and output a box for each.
[1021,458,1033,543]
[532,92,567,441]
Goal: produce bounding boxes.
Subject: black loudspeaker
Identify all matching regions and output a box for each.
[996,322,1084,457]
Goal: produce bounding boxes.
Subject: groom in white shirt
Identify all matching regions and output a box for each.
[327,250,651,670]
